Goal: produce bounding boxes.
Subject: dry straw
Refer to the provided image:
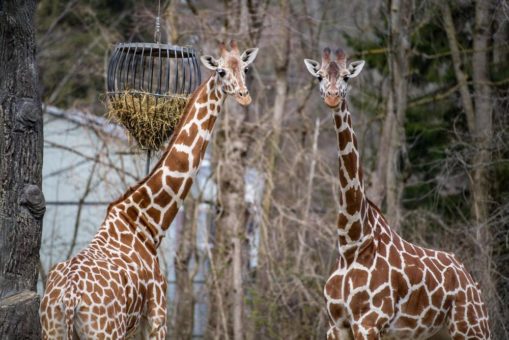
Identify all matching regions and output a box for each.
[107,91,189,150]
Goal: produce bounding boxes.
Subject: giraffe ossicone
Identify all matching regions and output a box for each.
[40,41,259,339]
[304,47,491,340]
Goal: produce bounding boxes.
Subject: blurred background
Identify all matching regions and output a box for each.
[36,0,508,338]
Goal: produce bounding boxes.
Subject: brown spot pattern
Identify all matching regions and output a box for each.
[318,92,491,338]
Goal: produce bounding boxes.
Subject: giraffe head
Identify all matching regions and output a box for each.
[200,41,259,106]
[304,47,365,109]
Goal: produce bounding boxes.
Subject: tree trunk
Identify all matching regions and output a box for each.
[0,1,45,339]
[255,2,290,336]
[441,0,496,328]
[259,0,290,272]
[211,98,249,340]
[296,117,320,268]
[471,0,494,314]
[367,90,394,207]
[385,0,413,230]
[440,2,476,133]
[231,180,245,340]
[173,207,195,339]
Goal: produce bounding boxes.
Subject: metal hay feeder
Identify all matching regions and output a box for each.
[106,43,201,151]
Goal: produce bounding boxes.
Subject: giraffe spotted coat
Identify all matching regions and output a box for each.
[40,42,259,339]
[305,48,490,340]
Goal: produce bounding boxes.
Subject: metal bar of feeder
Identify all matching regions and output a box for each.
[119,44,129,91]
[128,45,138,91]
[111,46,124,97]
[125,45,132,89]
[140,46,147,92]
[148,45,154,94]
[181,47,187,95]
[106,48,117,93]
[164,45,171,95]
[186,47,192,94]
[139,47,146,114]
[111,46,122,92]
[121,45,130,109]
[154,46,161,118]
[173,47,179,94]
[156,45,162,95]
[179,47,185,94]
[146,150,151,175]
[130,45,140,115]
[125,45,137,113]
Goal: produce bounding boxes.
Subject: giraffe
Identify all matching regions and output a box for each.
[304,48,491,340]
[40,41,259,339]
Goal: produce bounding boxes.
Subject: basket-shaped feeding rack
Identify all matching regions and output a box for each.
[106,43,201,150]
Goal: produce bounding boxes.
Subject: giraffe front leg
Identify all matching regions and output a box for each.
[327,321,353,340]
[351,324,380,340]
[143,281,168,339]
[327,325,340,340]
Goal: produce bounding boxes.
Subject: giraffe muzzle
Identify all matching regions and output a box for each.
[324,95,341,108]
[235,91,252,106]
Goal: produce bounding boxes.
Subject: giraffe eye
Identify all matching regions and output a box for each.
[317,75,323,81]
[244,67,249,74]
[343,76,349,82]
[217,69,226,77]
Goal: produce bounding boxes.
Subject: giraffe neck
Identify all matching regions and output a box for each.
[332,101,372,253]
[108,76,224,248]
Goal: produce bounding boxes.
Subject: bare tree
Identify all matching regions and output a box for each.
[384,0,413,229]
[441,0,498,329]
[471,0,495,322]
[259,0,291,284]
[0,0,45,338]
[440,3,476,133]
[173,204,197,339]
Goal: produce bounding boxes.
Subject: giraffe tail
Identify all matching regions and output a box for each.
[62,277,80,340]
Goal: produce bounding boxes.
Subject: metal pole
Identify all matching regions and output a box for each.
[146,149,151,175]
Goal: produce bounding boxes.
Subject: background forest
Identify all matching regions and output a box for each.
[35,0,508,338]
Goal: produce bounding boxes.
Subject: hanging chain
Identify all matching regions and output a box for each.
[154,0,161,43]
[148,0,161,173]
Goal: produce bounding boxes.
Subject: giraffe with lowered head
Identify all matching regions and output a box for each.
[304,48,490,340]
[40,41,259,339]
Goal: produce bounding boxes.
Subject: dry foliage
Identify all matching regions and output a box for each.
[107,92,188,150]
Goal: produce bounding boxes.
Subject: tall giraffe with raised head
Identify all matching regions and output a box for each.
[40,41,259,339]
[304,48,490,340]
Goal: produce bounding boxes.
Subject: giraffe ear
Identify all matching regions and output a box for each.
[347,60,365,78]
[304,59,320,77]
[200,55,219,70]
[240,48,259,65]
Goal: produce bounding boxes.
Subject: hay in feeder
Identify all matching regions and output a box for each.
[107,91,189,150]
